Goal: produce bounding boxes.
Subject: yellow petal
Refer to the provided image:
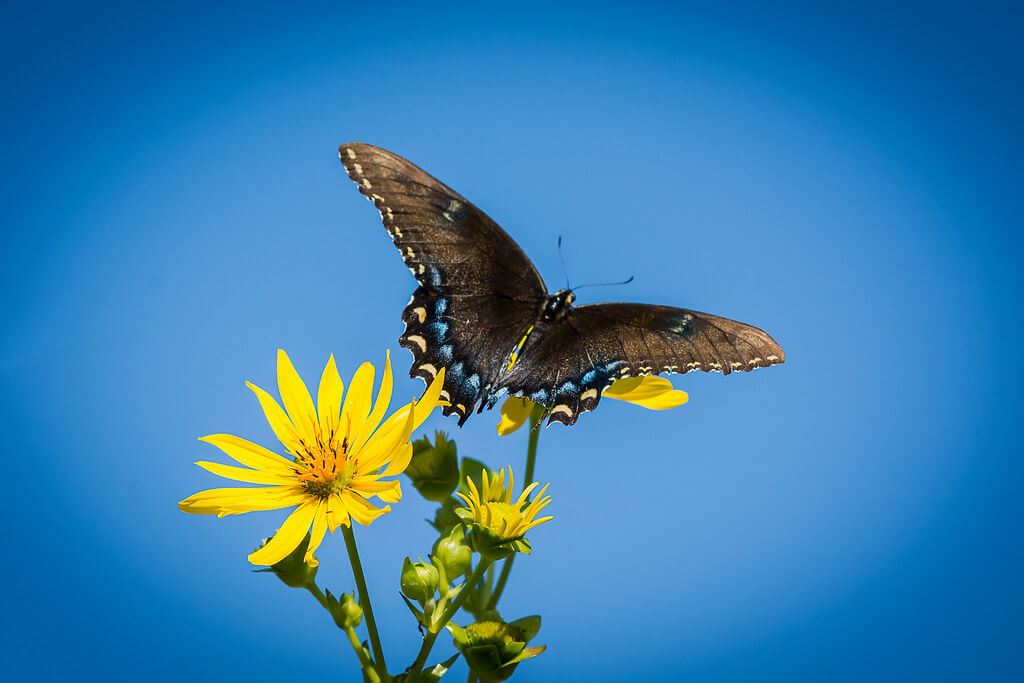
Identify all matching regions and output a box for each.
[179,485,302,516]
[340,361,375,441]
[326,494,350,531]
[373,368,446,444]
[248,501,319,566]
[380,441,412,477]
[195,461,293,485]
[304,504,329,566]
[198,434,295,475]
[247,381,301,452]
[358,401,415,474]
[350,477,403,503]
[412,368,446,432]
[351,350,393,452]
[317,354,344,439]
[497,397,534,436]
[277,349,319,445]
[342,490,389,526]
[604,376,689,409]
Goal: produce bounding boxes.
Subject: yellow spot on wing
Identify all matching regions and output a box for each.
[407,335,427,352]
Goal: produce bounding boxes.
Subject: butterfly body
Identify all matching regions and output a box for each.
[340,143,784,427]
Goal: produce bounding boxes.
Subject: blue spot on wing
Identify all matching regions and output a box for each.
[429,321,449,339]
[557,381,578,395]
[435,298,448,315]
[530,389,548,403]
[438,344,453,362]
[427,266,442,288]
[449,362,464,380]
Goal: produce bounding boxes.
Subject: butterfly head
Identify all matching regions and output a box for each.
[540,289,576,323]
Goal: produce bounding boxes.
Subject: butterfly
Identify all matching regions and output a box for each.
[339,143,784,427]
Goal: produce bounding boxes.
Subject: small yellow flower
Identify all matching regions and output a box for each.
[496,376,688,435]
[180,349,445,566]
[455,468,552,541]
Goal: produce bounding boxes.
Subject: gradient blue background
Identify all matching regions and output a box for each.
[4,2,1022,680]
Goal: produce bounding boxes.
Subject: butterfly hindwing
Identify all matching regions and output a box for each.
[492,304,785,426]
[340,143,547,423]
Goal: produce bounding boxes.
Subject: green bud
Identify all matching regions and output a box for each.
[405,432,460,502]
[400,556,439,603]
[325,590,363,629]
[255,533,317,588]
[432,526,473,578]
[446,616,546,682]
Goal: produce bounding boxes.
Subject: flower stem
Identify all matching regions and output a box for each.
[406,560,492,682]
[345,626,382,683]
[342,524,388,677]
[485,403,543,611]
[305,584,381,683]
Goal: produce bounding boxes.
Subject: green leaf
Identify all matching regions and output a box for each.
[399,591,425,624]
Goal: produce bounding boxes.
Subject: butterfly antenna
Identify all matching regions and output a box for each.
[572,275,635,291]
[557,236,571,290]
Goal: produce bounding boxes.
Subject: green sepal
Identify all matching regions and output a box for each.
[445,620,467,640]
[253,532,317,588]
[501,646,546,668]
[406,432,460,502]
[394,653,460,682]
[511,538,532,555]
[508,615,541,641]
[461,522,530,562]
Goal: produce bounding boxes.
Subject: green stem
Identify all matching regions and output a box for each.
[305,584,381,683]
[345,626,382,683]
[486,556,514,611]
[342,524,388,677]
[406,561,492,682]
[485,404,543,611]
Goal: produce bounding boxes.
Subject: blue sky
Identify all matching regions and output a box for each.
[3,2,1022,681]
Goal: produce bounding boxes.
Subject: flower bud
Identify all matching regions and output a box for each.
[405,432,460,502]
[447,616,546,682]
[326,591,363,629]
[400,557,439,603]
[432,526,473,578]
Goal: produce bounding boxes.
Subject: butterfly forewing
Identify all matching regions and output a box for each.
[340,143,548,422]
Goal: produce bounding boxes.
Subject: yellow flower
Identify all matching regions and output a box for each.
[455,468,552,542]
[496,376,688,435]
[180,349,445,566]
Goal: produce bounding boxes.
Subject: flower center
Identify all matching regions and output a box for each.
[480,501,522,538]
[294,422,356,499]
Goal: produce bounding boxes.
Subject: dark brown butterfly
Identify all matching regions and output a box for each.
[340,143,784,427]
